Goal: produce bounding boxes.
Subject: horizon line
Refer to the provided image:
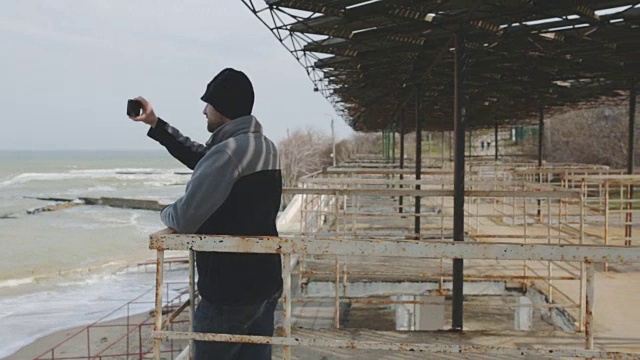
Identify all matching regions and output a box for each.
[0,149,167,152]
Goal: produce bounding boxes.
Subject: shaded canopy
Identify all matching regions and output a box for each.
[243,0,639,131]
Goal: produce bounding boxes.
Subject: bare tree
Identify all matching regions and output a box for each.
[545,106,636,168]
[347,133,382,156]
[278,128,332,190]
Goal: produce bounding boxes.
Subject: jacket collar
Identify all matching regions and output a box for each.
[207,115,262,147]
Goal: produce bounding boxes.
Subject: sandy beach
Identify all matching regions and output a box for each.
[8,309,190,360]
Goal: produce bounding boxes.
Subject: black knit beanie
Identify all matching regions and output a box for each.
[201,68,254,120]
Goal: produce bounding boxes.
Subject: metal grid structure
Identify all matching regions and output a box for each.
[510,168,640,249]
[149,232,640,359]
[141,160,640,359]
[240,0,639,333]
[562,174,640,247]
[19,2,640,358]
[241,0,638,131]
[291,167,588,327]
[32,159,640,360]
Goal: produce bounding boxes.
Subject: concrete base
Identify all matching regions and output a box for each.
[416,295,445,331]
[514,296,533,331]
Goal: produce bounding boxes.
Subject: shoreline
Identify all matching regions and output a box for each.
[0,252,187,298]
[5,312,155,360]
[0,255,190,359]
[0,156,190,359]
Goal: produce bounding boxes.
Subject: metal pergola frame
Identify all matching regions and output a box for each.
[241,0,638,132]
[242,0,639,334]
[149,232,640,359]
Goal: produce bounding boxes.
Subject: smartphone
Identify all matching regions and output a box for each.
[127,99,143,117]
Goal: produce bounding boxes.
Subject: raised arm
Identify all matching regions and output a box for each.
[147,118,206,169]
[129,96,206,169]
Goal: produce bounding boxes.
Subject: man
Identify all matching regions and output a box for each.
[130,68,283,360]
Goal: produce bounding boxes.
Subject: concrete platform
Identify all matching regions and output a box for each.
[290,178,640,356]
[272,328,589,359]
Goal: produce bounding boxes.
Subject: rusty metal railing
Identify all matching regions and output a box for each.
[34,282,190,360]
[286,183,587,327]
[149,232,640,359]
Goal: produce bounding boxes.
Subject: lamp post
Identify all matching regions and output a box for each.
[325,113,337,167]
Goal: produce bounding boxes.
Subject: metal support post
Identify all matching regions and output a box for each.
[415,88,422,239]
[399,110,405,214]
[579,181,586,331]
[389,129,393,162]
[428,132,432,164]
[441,131,445,165]
[604,181,610,271]
[538,106,544,221]
[189,250,195,360]
[331,117,337,167]
[494,118,499,161]
[626,81,636,246]
[547,198,553,302]
[335,257,340,329]
[585,261,595,350]
[283,254,292,359]
[391,123,396,164]
[383,129,386,160]
[153,250,165,360]
[449,131,453,161]
[468,130,472,157]
[452,32,466,331]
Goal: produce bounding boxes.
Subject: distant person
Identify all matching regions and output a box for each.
[487,141,491,149]
[129,68,282,360]
[481,141,485,150]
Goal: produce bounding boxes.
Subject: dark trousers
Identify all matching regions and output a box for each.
[193,294,279,360]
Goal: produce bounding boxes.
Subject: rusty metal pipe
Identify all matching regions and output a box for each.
[282,253,292,359]
[153,331,639,359]
[153,249,164,360]
[585,261,595,350]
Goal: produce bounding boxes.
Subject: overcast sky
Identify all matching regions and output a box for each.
[0,1,354,150]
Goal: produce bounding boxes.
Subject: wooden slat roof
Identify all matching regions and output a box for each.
[246,0,639,131]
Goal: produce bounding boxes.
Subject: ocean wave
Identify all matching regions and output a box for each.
[143,180,187,187]
[0,270,188,359]
[0,277,36,288]
[70,168,162,175]
[57,273,118,287]
[0,258,159,290]
[129,212,141,226]
[0,168,184,187]
[85,185,117,192]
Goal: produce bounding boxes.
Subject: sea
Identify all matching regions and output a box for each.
[0,150,193,358]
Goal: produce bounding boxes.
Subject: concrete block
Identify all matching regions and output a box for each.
[415,295,445,331]
[395,295,416,331]
[515,296,533,331]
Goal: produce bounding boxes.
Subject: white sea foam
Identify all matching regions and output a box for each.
[86,185,117,192]
[0,269,187,359]
[0,277,36,289]
[0,156,190,358]
[0,261,131,290]
[0,168,183,187]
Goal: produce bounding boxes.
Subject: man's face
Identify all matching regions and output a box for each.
[204,104,228,133]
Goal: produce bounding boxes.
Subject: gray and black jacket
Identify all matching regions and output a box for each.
[148,115,283,305]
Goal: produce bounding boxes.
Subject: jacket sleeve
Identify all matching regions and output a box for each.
[160,146,240,234]
[147,118,207,170]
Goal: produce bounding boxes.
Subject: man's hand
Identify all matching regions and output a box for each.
[129,96,158,128]
[151,227,178,237]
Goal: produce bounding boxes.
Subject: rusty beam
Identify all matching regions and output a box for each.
[152,330,639,359]
[282,187,581,199]
[149,233,640,264]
